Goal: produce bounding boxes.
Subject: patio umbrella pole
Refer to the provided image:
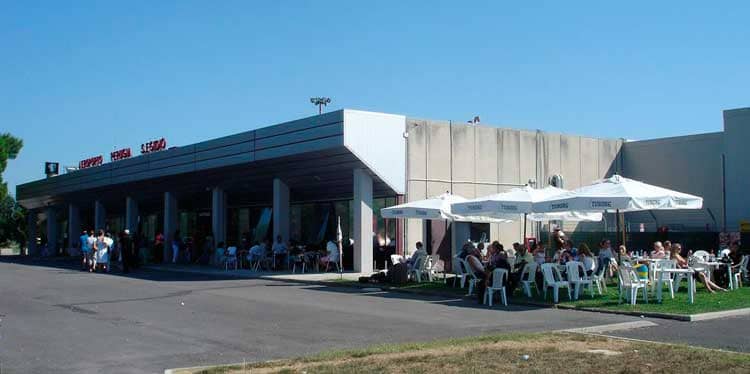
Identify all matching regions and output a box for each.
[523,213,527,246]
[616,209,621,264]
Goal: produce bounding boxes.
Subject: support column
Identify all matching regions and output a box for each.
[45,206,58,256]
[125,197,139,233]
[164,192,178,261]
[353,169,373,273]
[211,187,227,245]
[94,200,106,231]
[68,203,80,252]
[451,221,471,258]
[272,178,290,242]
[27,210,37,256]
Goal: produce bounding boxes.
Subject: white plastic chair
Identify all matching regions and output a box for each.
[408,256,428,282]
[483,268,508,307]
[541,263,571,303]
[426,254,444,282]
[739,255,749,284]
[291,255,306,274]
[730,255,748,289]
[651,260,676,298]
[693,250,710,262]
[518,262,538,297]
[452,256,467,288]
[224,246,238,270]
[461,259,480,295]
[566,261,594,299]
[618,268,648,305]
[390,254,405,266]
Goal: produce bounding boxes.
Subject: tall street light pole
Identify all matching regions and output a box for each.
[310,97,331,114]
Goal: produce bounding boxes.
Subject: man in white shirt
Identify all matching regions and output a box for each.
[407,241,426,270]
[272,235,288,270]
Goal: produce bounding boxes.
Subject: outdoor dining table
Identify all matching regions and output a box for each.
[655,268,696,304]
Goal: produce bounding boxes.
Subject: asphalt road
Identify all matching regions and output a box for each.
[0,257,745,373]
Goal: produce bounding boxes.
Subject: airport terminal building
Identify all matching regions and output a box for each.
[16,108,750,273]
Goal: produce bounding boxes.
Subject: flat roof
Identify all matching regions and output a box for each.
[17,109,407,209]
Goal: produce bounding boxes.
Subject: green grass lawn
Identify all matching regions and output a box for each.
[330,276,750,316]
[553,283,750,315]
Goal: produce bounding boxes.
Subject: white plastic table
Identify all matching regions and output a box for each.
[656,268,695,304]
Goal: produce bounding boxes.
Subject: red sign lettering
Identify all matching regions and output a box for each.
[79,155,104,169]
[141,138,167,154]
[110,147,132,162]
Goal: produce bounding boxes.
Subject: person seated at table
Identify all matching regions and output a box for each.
[514,245,534,270]
[553,244,573,265]
[214,241,226,266]
[597,239,617,277]
[618,245,631,264]
[406,241,427,270]
[564,240,578,261]
[248,241,265,266]
[271,235,288,270]
[578,243,597,277]
[728,241,742,265]
[671,244,727,293]
[651,241,667,259]
[483,245,515,301]
[663,240,672,256]
[465,248,487,303]
[505,242,517,258]
[320,239,340,271]
[532,243,546,265]
[457,242,473,260]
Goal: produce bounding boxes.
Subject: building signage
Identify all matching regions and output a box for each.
[79,155,104,169]
[110,147,132,162]
[141,138,167,154]
[44,162,59,177]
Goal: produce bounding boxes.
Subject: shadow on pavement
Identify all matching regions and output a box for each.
[1,255,550,313]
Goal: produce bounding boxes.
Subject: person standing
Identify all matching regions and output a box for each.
[86,230,96,272]
[272,235,288,270]
[121,230,134,273]
[79,230,90,271]
[172,230,182,264]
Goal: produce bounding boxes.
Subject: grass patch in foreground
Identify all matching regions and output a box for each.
[179,332,750,374]
[552,284,750,315]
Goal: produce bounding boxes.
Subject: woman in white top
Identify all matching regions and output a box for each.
[578,243,596,276]
[94,230,110,272]
[597,239,617,277]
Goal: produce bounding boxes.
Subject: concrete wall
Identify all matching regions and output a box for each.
[723,108,750,231]
[622,133,724,231]
[405,118,624,248]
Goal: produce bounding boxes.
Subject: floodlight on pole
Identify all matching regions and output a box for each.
[310,97,331,114]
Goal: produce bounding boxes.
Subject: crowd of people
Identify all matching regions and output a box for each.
[78,229,138,273]
[412,230,747,303]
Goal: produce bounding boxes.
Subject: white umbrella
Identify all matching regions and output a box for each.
[451,186,602,221]
[451,186,601,242]
[533,174,703,248]
[533,175,703,213]
[380,193,512,223]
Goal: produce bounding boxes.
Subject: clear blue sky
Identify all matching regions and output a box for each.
[3,1,749,195]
